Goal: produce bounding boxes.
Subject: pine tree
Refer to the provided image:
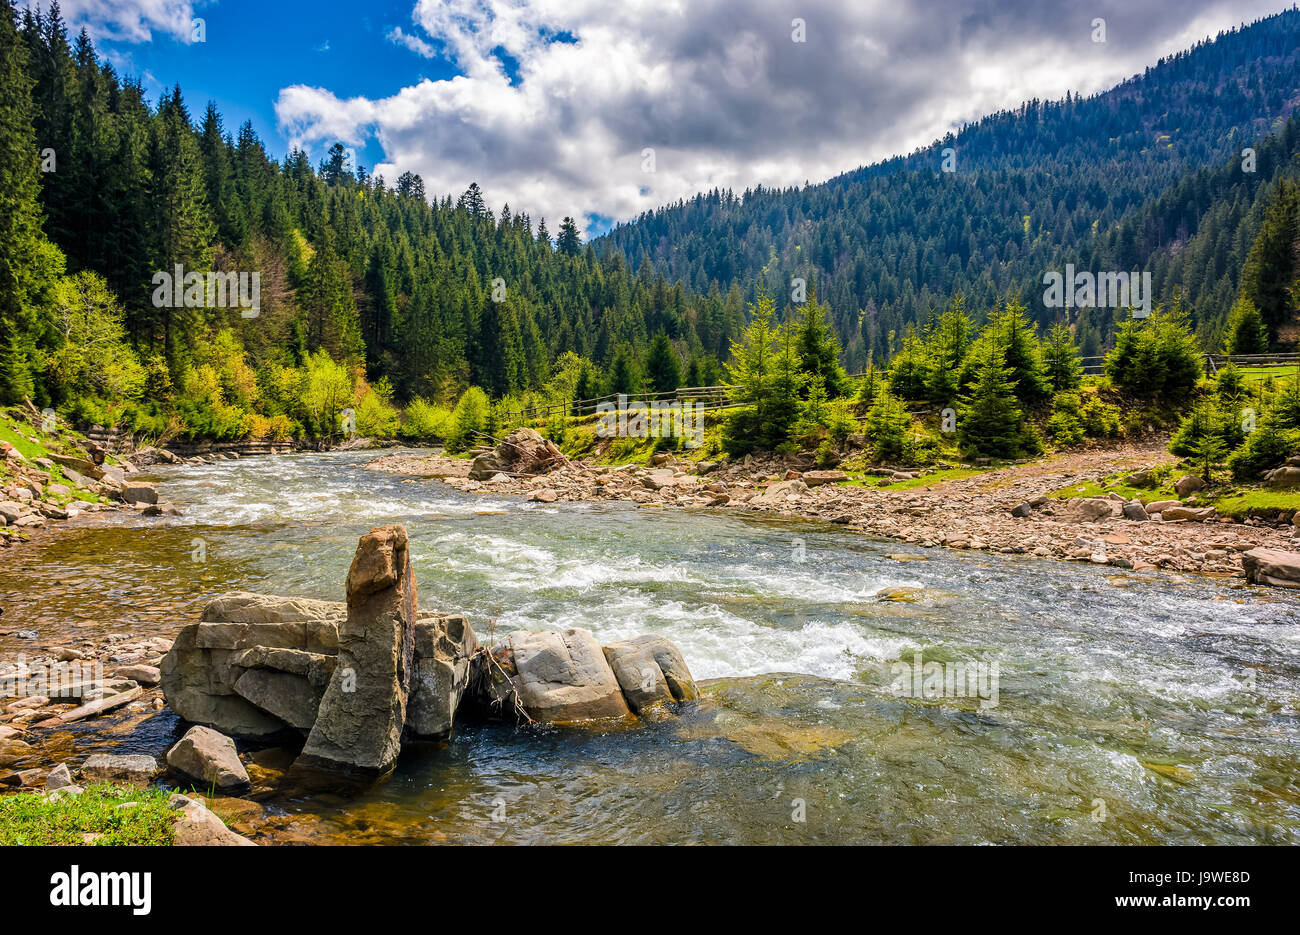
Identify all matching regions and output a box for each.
[959,338,1026,459]
[1240,179,1299,339]
[1222,296,1269,354]
[643,330,682,393]
[794,282,849,397]
[0,0,62,403]
[557,217,582,256]
[1042,321,1082,392]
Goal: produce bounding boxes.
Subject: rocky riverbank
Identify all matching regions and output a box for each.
[367,431,1300,581]
[0,523,701,844]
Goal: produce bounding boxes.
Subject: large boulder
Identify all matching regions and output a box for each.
[160,593,345,738]
[470,629,697,723]
[603,634,700,714]
[1174,474,1206,498]
[1062,497,1117,522]
[296,525,418,778]
[1122,500,1150,522]
[469,427,567,480]
[165,726,250,792]
[1242,548,1300,589]
[406,614,478,742]
[511,628,631,723]
[1266,466,1300,489]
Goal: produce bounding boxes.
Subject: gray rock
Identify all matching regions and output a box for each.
[1266,465,1300,488]
[406,614,477,741]
[166,726,250,792]
[1174,474,1206,498]
[1062,497,1116,522]
[1122,500,1150,522]
[120,482,158,505]
[170,795,257,846]
[1009,502,1032,518]
[45,763,73,791]
[79,754,158,787]
[296,525,417,777]
[233,668,324,731]
[509,628,631,723]
[1160,506,1215,522]
[1242,548,1300,589]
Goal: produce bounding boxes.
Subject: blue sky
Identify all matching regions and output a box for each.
[86,0,453,171]
[43,0,1296,238]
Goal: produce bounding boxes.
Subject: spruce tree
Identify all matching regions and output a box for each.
[959,338,1026,459]
[643,330,682,393]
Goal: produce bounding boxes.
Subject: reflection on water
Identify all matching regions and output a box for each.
[2,450,1299,844]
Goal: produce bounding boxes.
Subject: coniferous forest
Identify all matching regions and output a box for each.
[1,0,1299,447]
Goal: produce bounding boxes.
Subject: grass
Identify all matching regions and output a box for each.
[847,466,984,490]
[0,409,111,506]
[0,782,176,846]
[1238,365,1300,384]
[1206,489,1300,519]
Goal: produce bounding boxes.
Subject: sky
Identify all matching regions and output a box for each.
[29,0,1298,238]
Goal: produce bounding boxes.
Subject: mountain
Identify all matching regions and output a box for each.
[596,8,1300,368]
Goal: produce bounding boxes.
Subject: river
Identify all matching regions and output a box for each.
[2,449,1298,844]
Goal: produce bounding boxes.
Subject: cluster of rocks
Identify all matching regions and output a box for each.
[467,427,569,481]
[0,632,171,787]
[160,524,699,778]
[0,419,184,546]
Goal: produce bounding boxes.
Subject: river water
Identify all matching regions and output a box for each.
[2,449,1299,844]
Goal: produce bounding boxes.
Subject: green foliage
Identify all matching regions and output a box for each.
[354,379,400,437]
[1221,296,1269,354]
[865,385,910,461]
[794,283,850,397]
[1042,321,1082,393]
[643,331,682,393]
[0,783,175,846]
[1239,178,1299,340]
[1104,306,1204,401]
[401,397,451,438]
[1045,392,1086,446]
[958,338,1038,458]
[722,290,802,455]
[445,385,490,452]
[1227,376,1300,479]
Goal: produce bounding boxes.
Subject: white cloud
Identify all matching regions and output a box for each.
[387,26,436,58]
[276,0,1294,237]
[23,0,200,43]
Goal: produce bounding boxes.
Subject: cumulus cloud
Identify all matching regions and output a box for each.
[22,0,200,43]
[276,0,1291,236]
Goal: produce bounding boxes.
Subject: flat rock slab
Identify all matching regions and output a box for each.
[1243,547,1300,589]
[80,753,158,786]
